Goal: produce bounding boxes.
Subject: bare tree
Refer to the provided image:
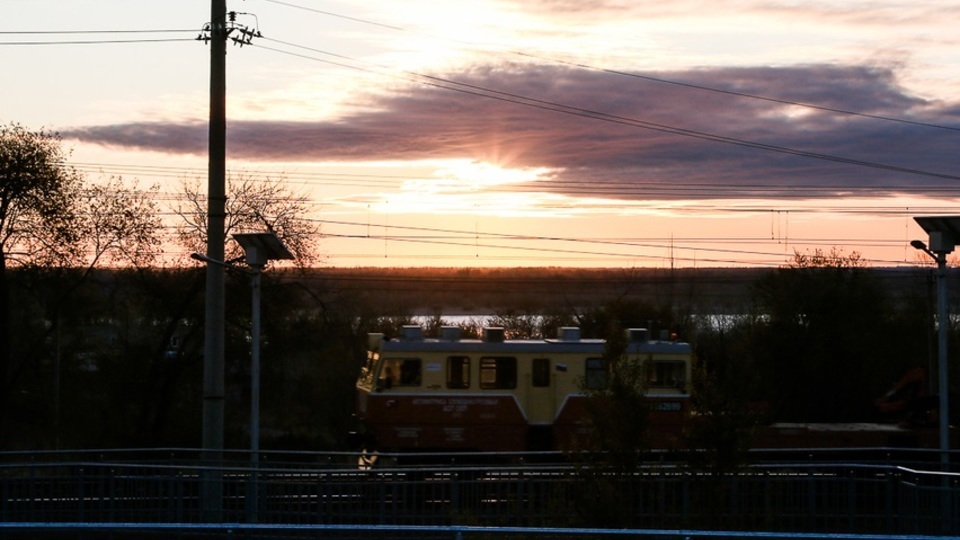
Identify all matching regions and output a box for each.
[0,124,82,269]
[174,173,321,266]
[0,125,81,432]
[0,124,164,439]
[78,178,163,268]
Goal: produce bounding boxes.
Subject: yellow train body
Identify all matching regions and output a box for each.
[356,325,693,452]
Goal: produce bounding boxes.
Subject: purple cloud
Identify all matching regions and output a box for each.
[64,62,960,200]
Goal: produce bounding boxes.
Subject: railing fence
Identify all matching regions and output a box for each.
[1,449,958,538]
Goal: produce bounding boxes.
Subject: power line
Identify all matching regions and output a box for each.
[68,161,960,217]
[7,16,939,268]
[323,231,780,267]
[252,37,960,183]
[60,175,927,267]
[514,53,960,133]
[69,159,952,195]
[315,218,919,267]
[0,28,197,46]
[21,23,952,191]
[0,38,196,46]
[257,0,960,133]
[60,181,938,268]
[257,0,405,31]
[0,29,196,35]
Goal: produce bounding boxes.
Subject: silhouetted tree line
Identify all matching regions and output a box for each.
[3,248,953,452]
[2,266,372,450]
[561,249,955,529]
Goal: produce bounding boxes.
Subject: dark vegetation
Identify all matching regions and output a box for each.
[4,125,948,453]
[1,258,954,452]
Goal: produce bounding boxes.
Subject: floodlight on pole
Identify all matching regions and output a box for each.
[190,232,292,523]
[911,217,958,470]
[232,232,293,523]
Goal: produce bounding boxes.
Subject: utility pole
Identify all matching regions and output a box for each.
[198,2,260,521]
[202,0,227,522]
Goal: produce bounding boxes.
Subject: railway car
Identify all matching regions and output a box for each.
[355,325,692,452]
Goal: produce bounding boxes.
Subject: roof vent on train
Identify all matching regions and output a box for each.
[440,326,461,341]
[557,326,581,341]
[400,325,424,341]
[626,328,650,343]
[483,327,505,343]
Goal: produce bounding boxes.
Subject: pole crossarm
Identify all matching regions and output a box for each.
[197,11,261,46]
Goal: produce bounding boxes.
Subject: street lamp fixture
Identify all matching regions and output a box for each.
[233,232,295,268]
[910,239,933,257]
[231,232,294,458]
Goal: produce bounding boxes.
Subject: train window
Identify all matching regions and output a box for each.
[380,358,422,388]
[480,357,517,389]
[646,360,686,390]
[447,356,470,389]
[585,358,606,389]
[532,358,550,387]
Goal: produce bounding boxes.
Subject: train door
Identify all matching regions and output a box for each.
[524,357,555,448]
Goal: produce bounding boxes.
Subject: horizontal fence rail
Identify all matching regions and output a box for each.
[0,448,958,537]
[0,522,956,540]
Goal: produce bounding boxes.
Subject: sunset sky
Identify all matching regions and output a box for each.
[3,0,959,268]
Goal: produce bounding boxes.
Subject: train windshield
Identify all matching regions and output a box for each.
[379,358,422,388]
[359,350,378,389]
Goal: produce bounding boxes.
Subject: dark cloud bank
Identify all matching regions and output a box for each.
[65,63,960,201]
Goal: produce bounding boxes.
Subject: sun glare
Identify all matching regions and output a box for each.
[360,160,557,216]
[433,160,553,189]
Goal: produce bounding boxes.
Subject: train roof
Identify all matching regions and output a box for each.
[371,326,692,355]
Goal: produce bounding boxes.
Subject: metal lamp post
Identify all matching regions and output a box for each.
[911,216,958,468]
[233,233,294,522]
[192,231,293,523]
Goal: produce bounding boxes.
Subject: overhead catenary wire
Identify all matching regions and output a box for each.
[70,161,960,218]
[0,28,199,46]
[11,20,955,188]
[69,160,960,198]
[256,0,960,133]
[315,217,920,267]
[7,9,954,133]
[0,29,197,35]
[512,52,960,133]
[60,176,929,267]
[5,11,952,269]
[252,37,960,183]
[0,38,196,46]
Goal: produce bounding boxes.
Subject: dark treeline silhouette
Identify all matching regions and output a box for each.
[1,260,953,451]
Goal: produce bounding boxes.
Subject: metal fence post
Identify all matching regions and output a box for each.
[451,472,460,517]
[77,466,85,522]
[884,470,894,532]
